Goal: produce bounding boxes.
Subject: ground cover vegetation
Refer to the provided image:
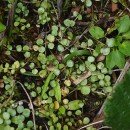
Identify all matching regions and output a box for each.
[0,0,130,129]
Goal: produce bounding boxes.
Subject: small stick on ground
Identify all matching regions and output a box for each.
[73,71,91,85]
[97,126,111,130]
[78,120,104,130]
[43,122,49,130]
[17,81,37,130]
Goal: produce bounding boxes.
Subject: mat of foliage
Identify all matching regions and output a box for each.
[0,0,129,130]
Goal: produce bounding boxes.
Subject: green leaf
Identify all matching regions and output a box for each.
[106,50,125,69]
[0,36,7,47]
[41,72,53,98]
[52,25,58,36]
[118,15,130,34]
[106,51,115,69]
[20,71,39,76]
[104,71,130,130]
[106,38,116,47]
[47,34,55,42]
[119,41,130,56]
[39,70,47,78]
[60,39,70,46]
[0,125,4,129]
[68,100,84,110]
[0,22,6,32]
[115,36,122,46]
[54,81,61,102]
[3,126,12,130]
[64,19,75,27]
[95,43,104,54]
[89,26,104,39]
[112,0,118,3]
[63,50,90,63]
[59,106,66,115]
[63,125,68,130]
[112,0,127,5]
[80,86,91,95]
[86,0,92,7]
[119,0,127,6]
[122,30,130,39]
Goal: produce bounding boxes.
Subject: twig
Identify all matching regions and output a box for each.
[69,71,91,94]
[17,81,36,130]
[73,71,91,85]
[104,0,110,8]
[112,69,122,72]
[57,0,63,19]
[78,120,104,130]
[97,126,111,130]
[93,91,106,96]
[43,122,49,130]
[50,1,59,20]
[0,1,16,41]
[126,7,130,12]
[76,22,89,26]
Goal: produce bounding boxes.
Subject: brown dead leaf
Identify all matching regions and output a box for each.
[33,97,42,106]
[86,7,91,13]
[112,2,118,12]
[61,87,69,97]
[39,108,45,114]
[47,64,54,71]
[0,83,4,88]
[97,54,105,62]
[71,6,81,13]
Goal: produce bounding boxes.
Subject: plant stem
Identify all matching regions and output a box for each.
[17,81,36,130]
[78,120,104,130]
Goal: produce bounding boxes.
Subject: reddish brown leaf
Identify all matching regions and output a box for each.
[112,2,118,12]
[71,6,81,13]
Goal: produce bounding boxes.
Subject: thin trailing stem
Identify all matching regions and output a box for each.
[17,81,37,130]
[43,122,49,130]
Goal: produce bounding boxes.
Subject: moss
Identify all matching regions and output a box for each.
[104,70,130,130]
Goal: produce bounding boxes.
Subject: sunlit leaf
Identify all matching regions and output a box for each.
[68,100,84,110]
[54,81,61,102]
[86,0,92,7]
[59,106,65,115]
[119,41,130,56]
[122,30,130,39]
[106,50,125,69]
[64,50,90,63]
[0,22,6,33]
[89,26,104,39]
[41,72,53,98]
[119,0,127,6]
[118,15,130,34]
